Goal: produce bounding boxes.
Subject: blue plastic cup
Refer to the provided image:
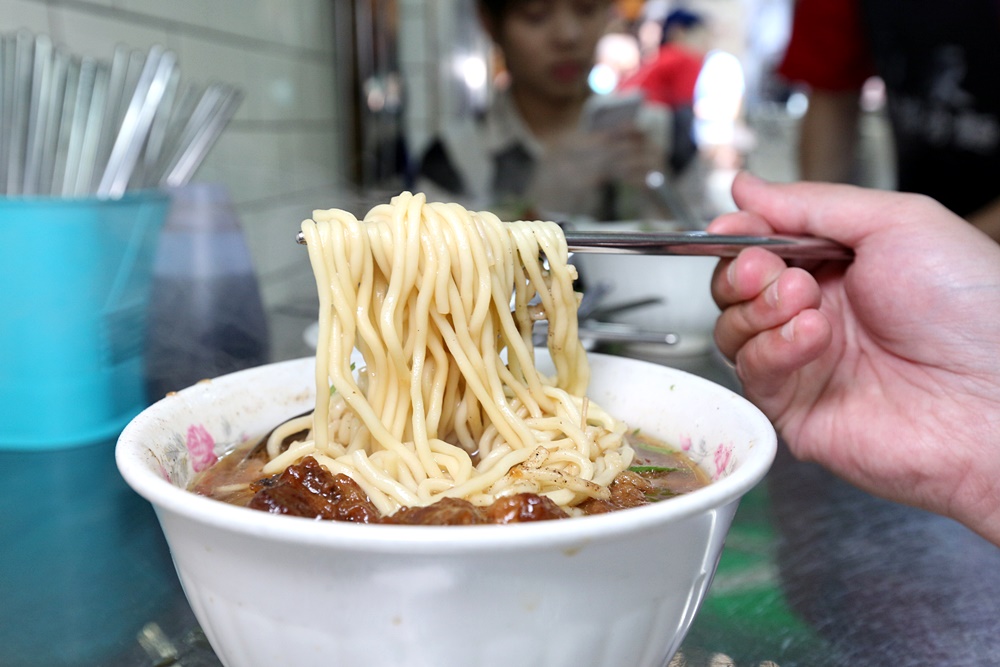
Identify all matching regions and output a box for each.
[0,191,170,449]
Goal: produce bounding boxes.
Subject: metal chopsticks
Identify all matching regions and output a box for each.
[294,229,853,261]
[0,29,242,197]
[561,230,854,260]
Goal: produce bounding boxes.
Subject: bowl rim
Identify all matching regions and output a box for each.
[116,354,776,554]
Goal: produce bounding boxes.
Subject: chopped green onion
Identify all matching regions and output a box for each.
[629,465,679,474]
[330,362,358,395]
[632,440,680,456]
[646,489,680,501]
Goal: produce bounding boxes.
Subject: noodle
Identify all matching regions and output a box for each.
[266,192,633,517]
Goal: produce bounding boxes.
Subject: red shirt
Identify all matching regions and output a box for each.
[777,0,875,91]
[620,43,703,107]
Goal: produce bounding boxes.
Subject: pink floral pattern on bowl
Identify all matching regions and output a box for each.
[677,433,738,481]
[186,424,219,472]
[713,442,735,479]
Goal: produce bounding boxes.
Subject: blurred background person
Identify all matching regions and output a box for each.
[618,8,711,175]
[414,0,670,221]
[778,0,1000,241]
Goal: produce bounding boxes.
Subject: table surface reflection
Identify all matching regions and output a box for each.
[3,345,998,667]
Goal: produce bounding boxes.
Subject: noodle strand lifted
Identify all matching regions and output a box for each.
[268,192,633,517]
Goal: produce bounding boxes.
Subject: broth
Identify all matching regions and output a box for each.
[189,429,711,525]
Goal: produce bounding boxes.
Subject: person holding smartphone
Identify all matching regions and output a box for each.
[415,0,670,220]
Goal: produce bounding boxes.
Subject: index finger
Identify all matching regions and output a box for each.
[711,245,789,309]
[707,209,777,236]
[726,171,907,247]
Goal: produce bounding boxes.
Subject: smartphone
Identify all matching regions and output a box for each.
[582,92,644,132]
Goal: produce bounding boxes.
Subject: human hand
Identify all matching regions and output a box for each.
[527,132,610,216]
[709,171,1000,545]
[539,126,660,190]
[598,125,664,188]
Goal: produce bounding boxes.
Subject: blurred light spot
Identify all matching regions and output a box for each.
[589,63,619,95]
[860,75,887,112]
[364,78,386,112]
[457,54,488,92]
[693,50,746,146]
[786,91,809,118]
[597,32,641,78]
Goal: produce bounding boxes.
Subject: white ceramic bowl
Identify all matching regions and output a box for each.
[117,353,775,667]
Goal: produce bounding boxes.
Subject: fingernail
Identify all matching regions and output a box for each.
[726,260,736,287]
[780,318,795,341]
[764,280,779,307]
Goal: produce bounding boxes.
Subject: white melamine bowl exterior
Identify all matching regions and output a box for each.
[117,353,775,667]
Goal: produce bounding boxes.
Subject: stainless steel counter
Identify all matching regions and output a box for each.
[3,324,998,667]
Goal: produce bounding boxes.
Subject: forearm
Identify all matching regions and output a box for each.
[797,90,862,183]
